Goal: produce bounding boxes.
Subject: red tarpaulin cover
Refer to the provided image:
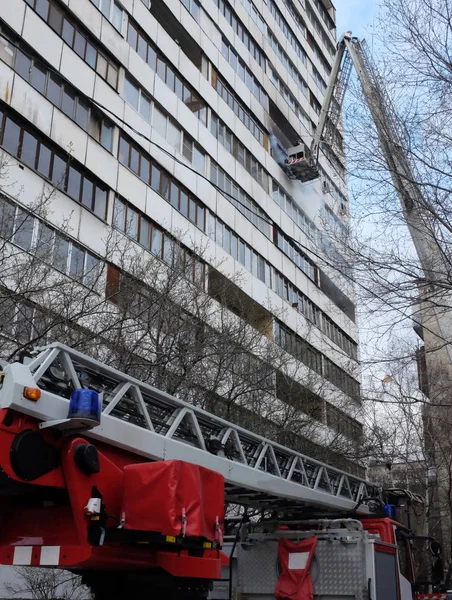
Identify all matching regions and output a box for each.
[121,460,224,540]
[275,536,318,600]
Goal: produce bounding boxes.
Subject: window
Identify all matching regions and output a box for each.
[124,77,139,111]
[126,20,207,124]
[193,144,205,174]
[6,28,114,151]
[220,39,267,107]
[216,0,265,67]
[70,244,85,279]
[26,0,120,88]
[14,209,35,250]
[89,0,123,31]
[112,197,206,289]
[2,118,20,155]
[209,161,270,236]
[181,0,200,21]
[118,135,206,231]
[266,0,308,65]
[214,74,265,145]
[0,107,109,219]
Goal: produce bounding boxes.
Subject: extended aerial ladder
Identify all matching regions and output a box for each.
[307,32,452,362]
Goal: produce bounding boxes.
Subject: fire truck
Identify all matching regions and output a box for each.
[0,342,446,600]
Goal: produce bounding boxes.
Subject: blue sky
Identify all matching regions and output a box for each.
[335,0,379,39]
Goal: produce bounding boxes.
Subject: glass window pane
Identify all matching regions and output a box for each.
[36,0,50,20]
[47,73,62,106]
[85,42,97,68]
[166,66,175,91]
[52,154,67,189]
[196,205,204,230]
[139,94,151,121]
[107,64,118,88]
[156,57,166,80]
[160,173,169,199]
[127,23,138,50]
[101,0,111,18]
[152,106,167,138]
[189,198,196,222]
[84,253,100,287]
[30,62,47,94]
[151,227,162,256]
[74,31,87,59]
[0,35,14,68]
[170,182,179,208]
[0,199,15,239]
[126,206,139,239]
[180,191,188,216]
[163,235,173,263]
[82,178,94,208]
[15,50,31,82]
[67,166,82,201]
[182,137,193,162]
[48,3,64,34]
[75,98,90,130]
[147,46,157,70]
[37,144,52,178]
[14,209,34,251]
[175,76,183,100]
[124,77,139,110]
[100,121,113,151]
[140,155,150,183]
[112,4,122,30]
[94,186,107,219]
[166,121,181,149]
[151,164,161,191]
[137,35,147,61]
[114,196,126,230]
[62,19,75,46]
[70,245,85,279]
[2,118,21,156]
[21,131,38,168]
[140,218,151,249]
[193,146,204,174]
[62,87,76,118]
[130,147,139,174]
[192,1,200,21]
[119,137,130,166]
[96,53,108,79]
[36,222,54,260]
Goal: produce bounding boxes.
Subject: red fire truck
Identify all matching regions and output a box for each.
[0,343,446,599]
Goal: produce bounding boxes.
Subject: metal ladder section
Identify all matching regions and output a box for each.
[323,49,353,153]
[1,343,379,513]
[353,39,408,150]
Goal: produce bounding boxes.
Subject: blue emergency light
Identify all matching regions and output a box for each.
[68,389,101,424]
[383,504,397,519]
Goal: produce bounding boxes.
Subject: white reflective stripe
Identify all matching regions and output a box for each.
[288,551,309,570]
[13,546,32,565]
[40,546,60,565]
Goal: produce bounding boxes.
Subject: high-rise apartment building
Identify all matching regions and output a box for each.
[0,0,362,472]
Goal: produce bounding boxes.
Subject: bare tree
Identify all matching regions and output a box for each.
[5,567,91,600]
[0,151,364,474]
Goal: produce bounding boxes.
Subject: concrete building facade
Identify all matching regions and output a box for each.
[0,0,362,472]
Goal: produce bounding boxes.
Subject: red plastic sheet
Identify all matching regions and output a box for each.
[275,536,317,600]
[121,460,224,540]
